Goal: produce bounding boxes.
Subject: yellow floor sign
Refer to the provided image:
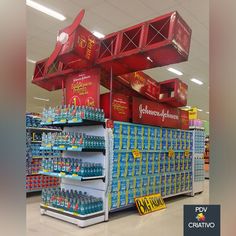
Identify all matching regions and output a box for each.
[135,193,166,215]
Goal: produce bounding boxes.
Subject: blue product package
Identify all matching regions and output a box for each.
[122,124,128,136]
[150,139,155,150]
[134,163,140,176]
[181,173,185,184]
[170,160,175,172]
[162,139,167,150]
[160,153,166,162]
[181,131,185,139]
[120,179,127,191]
[148,153,153,162]
[121,153,127,163]
[111,193,118,209]
[127,164,134,177]
[154,153,159,162]
[167,140,172,149]
[114,123,121,135]
[141,165,147,175]
[148,163,153,175]
[154,163,158,174]
[129,138,135,149]
[142,176,148,187]
[128,178,134,189]
[119,191,126,207]
[182,140,186,150]
[167,129,172,139]
[156,140,161,150]
[149,187,154,195]
[142,152,147,162]
[154,185,160,194]
[113,152,119,163]
[160,161,165,173]
[137,138,142,150]
[165,160,170,172]
[119,164,126,177]
[143,127,149,137]
[176,130,181,139]
[156,128,161,138]
[135,188,141,198]
[172,130,176,139]
[122,137,128,150]
[143,139,149,150]
[149,176,154,186]
[177,140,181,150]
[171,173,176,183]
[172,139,177,150]
[135,177,141,189]
[184,159,188,170]
[128,153,134,163]
[166,173,171,184]
[150,127,155,138]
[171,183,176,194]
[130,125,136,136]
[166,184,171,195]
[161,185,165,196]
[128,190,134,204]
[185,172,189,183]
[114,137,120,150]
[112,179,119,192]
[137,126,143,136]
[142,188,147,196]
[162,128,167,139]
[161,174,166,185]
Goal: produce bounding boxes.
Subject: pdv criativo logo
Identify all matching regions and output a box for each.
[188,207,215,229]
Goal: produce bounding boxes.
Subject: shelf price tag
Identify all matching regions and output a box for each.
[60,172,66,176]
[184,149,190,157]
[72,174,78,177]
[135,193,166,215]
[132,149,142,158]
[60,119,66,123]
[72,145,78,149]
[168,149,174,158]
[59,145,65,149]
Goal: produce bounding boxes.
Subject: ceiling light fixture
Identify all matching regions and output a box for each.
[197,109,203,112]
[33,97,50,102]
[92,31,105,39]
[26,0,66,21]
[147,56,153,63]
[206,111,209,114]
[190,78,203,85]
[167,67,183,76]
[27,58,36,63]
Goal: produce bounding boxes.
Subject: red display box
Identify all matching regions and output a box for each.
[117,71,160,101]
[100,92,130,122]
[57,25,100,69]
[132,97,188,129]
[158,78,188,107]
[142,11,192,66]
[65,68,101,107]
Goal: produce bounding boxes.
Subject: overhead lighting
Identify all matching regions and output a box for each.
[197,109,203,112]
[147,56,153,63]
[27,58,36,64]
[190,78,203,85]
[167,67,183,76]
[206,111,209,114]
[185,106,191,109]
[26,0,66,21]
[92,31,105,39]
[33,97,50,102]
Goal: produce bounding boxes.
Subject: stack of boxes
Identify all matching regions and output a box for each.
[109,121,193,210]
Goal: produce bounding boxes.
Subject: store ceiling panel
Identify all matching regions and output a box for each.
[27,0,209,120]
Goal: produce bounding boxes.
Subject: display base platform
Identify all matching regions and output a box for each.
[192,181,204,195]
[40,204,106,227]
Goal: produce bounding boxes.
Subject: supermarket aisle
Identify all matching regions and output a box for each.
[27,180,209,236]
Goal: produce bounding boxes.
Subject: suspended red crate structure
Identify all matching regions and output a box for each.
[96,11,192,76]
[158,78,188,107]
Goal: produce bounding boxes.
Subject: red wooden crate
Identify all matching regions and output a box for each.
[158,78,188,107]
[57,25,100,69]
[142,11,192,66]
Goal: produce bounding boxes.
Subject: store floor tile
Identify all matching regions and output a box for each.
[27,180,209,236]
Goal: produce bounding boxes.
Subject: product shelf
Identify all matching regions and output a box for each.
[39,171,105,182]
[32,156,61,159]
[26,188,42,193]
[40,204,105,227]
[41,119,105,128]
[27,127,62,132]
[31,140,42,143]
[40,146,105,153]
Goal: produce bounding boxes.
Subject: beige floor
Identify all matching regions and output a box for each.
[27,180,209,236]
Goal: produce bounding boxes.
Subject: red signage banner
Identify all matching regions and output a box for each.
[65,68,100,107]
[132,97,182,129]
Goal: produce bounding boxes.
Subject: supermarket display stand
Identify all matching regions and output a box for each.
[40,120,111,227]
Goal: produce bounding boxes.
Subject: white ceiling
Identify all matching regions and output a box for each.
[27,0,209,120]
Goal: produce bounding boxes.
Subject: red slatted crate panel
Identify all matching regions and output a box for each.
[158,78,188,107]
